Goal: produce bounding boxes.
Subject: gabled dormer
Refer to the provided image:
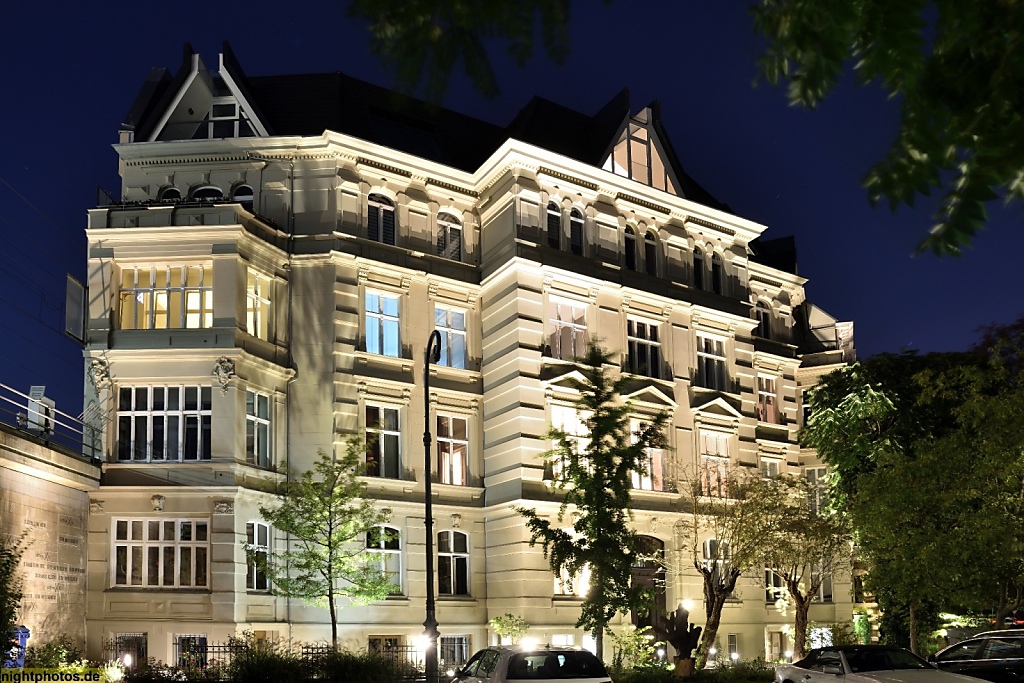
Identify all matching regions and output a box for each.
[601,104,680,195]
[127,43,270,143]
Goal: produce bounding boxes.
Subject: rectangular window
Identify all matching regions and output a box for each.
[117,386,212,462]
[760,457,781,479]
[246,391,271,468]
[768,632,786,661]
[439,636,469,670]
[757,376,779,424]
[435,306,467,369]
[550,634,574,647]
[812,566,833,603]
[630,418,664,491]
[550,404,590,481]
[437,415,468,486]
[765,567,786,603]
[695,335,728,391]
[366,292,400,357]
[806,466,828,515]
[118,266,213,330]
[175,635,208,669]
[437,530,470,596]
[246,270,271,340]
[627,319,661,379]
[548,300,587,360]
[366,405,401,478]
[702,539,733,592]
[699,431,729,498]
[112,518,209,588]
[367,526,402,594]
[112,634,147,667]
[727,634,739,658]
[246,522,270,591]
[554,564,590,597]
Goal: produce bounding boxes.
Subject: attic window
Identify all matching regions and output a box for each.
[602,116,678,195]
[232,185,254,212]
[192,186,223,201]
[197,97,255,139]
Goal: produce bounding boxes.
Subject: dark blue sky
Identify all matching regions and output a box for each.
[1,1,1021,418]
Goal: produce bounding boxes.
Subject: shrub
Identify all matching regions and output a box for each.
[24,635,83,668]
[225,634,303,683]
[313,650,415,683]
[692,658,775,683]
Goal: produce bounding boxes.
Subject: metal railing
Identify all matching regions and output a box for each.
[0,382,100,459]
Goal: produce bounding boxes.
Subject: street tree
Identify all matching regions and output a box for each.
[749,475,852,659]
[516,342,668,660]
[349,0,1023,255]
[0,533,26,664]
[256,444,395,649]
[676,466,774,669]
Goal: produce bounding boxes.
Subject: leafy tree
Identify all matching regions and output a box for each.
[256,444,395,649]
[0,532,26,665]
[489,613,529,644]
[516,342,668,660]
[351,0,1023,255]
[676,466,774,669]
[752,0,1024,256]
[748,475,853,659]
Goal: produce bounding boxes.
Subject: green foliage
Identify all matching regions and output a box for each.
[853,614,872,645]
[23,635,83,667]
[752,0,1024,255]
[610,625,663,673]
[691,658,775,683]
[488,613,529,644]
[224,632,304,683]
[312,649,416,683]
[0,532,26,663]
[348,0,573,100]
[257,443,395,648]
[515,342,668,657]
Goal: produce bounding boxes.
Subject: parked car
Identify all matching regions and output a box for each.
[452,645,613,683]
[775,645,977,683]
[931,630,1024,683]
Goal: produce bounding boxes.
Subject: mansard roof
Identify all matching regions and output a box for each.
[122,44,726,207]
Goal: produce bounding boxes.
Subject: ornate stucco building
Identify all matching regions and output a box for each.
[82,44,855,665]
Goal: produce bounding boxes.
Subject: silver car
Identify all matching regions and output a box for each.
[452,646,613,683]
[775,645,978,683]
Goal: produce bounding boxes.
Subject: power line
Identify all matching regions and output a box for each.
[0,174,86,246]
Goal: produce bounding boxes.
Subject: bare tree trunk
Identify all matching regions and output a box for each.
[329,592,338,650]
[909,602,920,654]
[595,627,604,662]
[793,596,811,659]
[695,569,737,670]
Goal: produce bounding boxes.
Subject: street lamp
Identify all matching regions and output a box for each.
[423,329,442,683]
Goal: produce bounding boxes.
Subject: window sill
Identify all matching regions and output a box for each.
[552,596,585,603]
[438,595,476,603]
[354,350,414,373]
[107,587,211,594]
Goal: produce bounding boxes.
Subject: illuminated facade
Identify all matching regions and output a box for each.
[82,45,855,663]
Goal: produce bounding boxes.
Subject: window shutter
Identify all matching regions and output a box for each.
[570,215,583,255]
[547,205,560,248]
[436,227,447,257]
[382,207,396,245]
[368,204,380,242]
[447,226,462,261]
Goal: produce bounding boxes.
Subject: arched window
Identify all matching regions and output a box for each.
[438,530,470,596]
[232,185,254,212]
[158,187,181,202]
[693,248,704,289]
[711,253,724,295]
[547,202,561,249]
[624,227,637,271]
[191,186,223,201]
[437,212,462,261]
[644,231,658,276]
[755,301,771,339]
[569,209,584,256]
[366,525,402,594]
[368,194,397,246]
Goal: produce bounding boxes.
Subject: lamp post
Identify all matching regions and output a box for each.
[423,329,442,683]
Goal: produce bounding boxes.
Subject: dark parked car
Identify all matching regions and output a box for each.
[931,630,1024,683]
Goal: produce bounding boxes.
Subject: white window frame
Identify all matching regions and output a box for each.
[435,305,467,369]
[554,563,591,597]
[699,430,730,498]
[365,404,402,479]
[437,213,463,261]
[812,566,834,603]
[549,403,591,481]
[246,270,271,340]
[437,530,470,596]
[548,298,588,360]
[119,265,213,330]
[112,518,210,588]
[759,457,781,479]
[245,390,272,468]
[367,525,402,594]
[365,291,401,357]
[757,375,779,424]
[695,333,728,391]
[245,522,270,591]
[627,318,661,379]
[630,418,664,491]
[116,385,212,462]
[437,414,469,486]
[765,567,786,603]
[806,466,829,515]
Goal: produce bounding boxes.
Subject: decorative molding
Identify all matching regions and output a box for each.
[87,358,112,392]
[687,216,736,236]
[356,157,412,178]
[212,357,236,394]
[426,178,479,197]
[650,517,660,533]
[749,274,783,289]
[451,513,462,529]
[89,500,104,514]
[213,500,234,515]
[538,167,598,191]
[615,192,671,215]
[150,494,165,512]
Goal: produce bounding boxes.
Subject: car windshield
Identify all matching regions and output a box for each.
[845,648,932,672]
[506,651,608,679]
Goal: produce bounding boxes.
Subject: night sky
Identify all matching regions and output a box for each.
[2,1,1021,419]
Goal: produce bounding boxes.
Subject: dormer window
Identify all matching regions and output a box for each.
[368,194,397,246]
[191,186,223,201]
[602,110,679,195]
[232,185,254,212]
[159,187,181,202]
[198,97,255,139]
